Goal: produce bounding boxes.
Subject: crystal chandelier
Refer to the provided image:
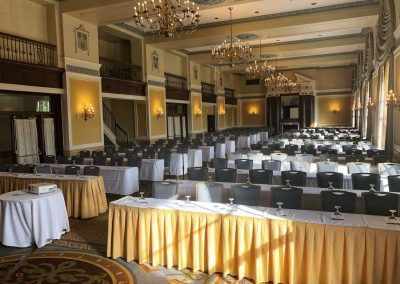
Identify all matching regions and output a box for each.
[211,7,253,67]
[133,0,200,38]
[386,90,400,110]
[245,38,275,79]
[264,69,297,93]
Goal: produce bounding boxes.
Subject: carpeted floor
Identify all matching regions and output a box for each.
[0,194,259,284]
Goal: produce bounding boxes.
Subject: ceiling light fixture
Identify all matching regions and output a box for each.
[245,36,275,80]
[132,0,201,38]
[211,7,253,67]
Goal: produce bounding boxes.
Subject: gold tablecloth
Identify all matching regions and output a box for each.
[0,175,107,218]
[107,203,400,284]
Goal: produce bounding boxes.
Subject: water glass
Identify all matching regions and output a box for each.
[389,209,397,220]
[328,182,334,190]
[369,184,376,192]
[334,205,342,217]
[276,202,283,216]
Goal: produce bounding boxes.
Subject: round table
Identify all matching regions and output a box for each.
[188,149,203,167]
[0,189,69,248]
[170,153,188,176]
[225,140,236,154]
[215,143,226,158]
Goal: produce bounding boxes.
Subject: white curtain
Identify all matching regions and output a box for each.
[43,118,56,156]
[174,116,181,137]
[167,116,174,138]
[14,118,39,164]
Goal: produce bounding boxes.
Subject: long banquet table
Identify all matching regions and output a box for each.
[0,172,107,218]
[107,197,400,284]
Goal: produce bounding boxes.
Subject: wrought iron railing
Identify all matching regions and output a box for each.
[102,102,129,146]
[225,88,235,97]
[0,32,57,67]
[201,82,215,96]
[165,73,188,90]
[116,124,128,146]
[100,57,142,82]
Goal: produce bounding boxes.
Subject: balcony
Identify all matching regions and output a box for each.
[165,73,189,101]
[224,88,237,105]
[100,57,145,96]
[201,82,216,103]
[0,32,63,88]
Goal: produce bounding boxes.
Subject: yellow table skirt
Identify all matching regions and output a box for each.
[107,203,400,284]
[0,175,107,218]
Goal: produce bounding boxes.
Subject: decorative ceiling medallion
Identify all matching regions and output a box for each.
[236,33,259,40]
[194,0,225,5]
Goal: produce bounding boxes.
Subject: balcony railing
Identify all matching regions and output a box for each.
[201,82,215,96]
[0,32,57,67]
[100,57,142,82]
[225,88,235,97]
[165,73,188,90]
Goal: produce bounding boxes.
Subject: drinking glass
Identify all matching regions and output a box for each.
[334,205,342,217]
[139,192,147,203]
[228,198,235,207]
[276,202,283,216]
[328,182,334,190]
[185,195,191,204]
[389,209,397,220]
[286,180,291,188]
[369,184,376,192]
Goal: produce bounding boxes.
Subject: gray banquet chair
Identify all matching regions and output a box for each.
[211,158,228,169]
[249,169,273,184]
[187,167,208,181]
[152,181,178,199]
[362,192,399,216]
[83,166,100,176]
[235,159,253,170]
[281,171,307,187]
[271,186,303,209]
[35,165,52,174]
[65,165,81,175]
[262,160,281,171]
[215,168,237,183]
[232,184,261,206]
[320,190,357,213]
[196,182,223,203]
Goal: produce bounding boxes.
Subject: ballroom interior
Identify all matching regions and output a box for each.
[1,0,400,283]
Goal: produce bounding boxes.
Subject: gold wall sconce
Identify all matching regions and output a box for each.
[195,108,202,116]
[386,90,400,110]
[249,109,257,116]
[330,107,340,115]
[156,107,164,119]
[219,108,226,116]
[80,104,95,121]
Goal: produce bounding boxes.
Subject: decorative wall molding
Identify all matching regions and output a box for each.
[66,65,100,77]
[166,99,190,104]
[101,92,146,101]
[0,83,63,94]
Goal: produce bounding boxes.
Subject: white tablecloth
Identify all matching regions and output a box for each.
[199,146,214,162]
[188,149,202,167]
[140,159,164,181]
[238,136,251,149]
[170,154,188,176]
[47,164,139,195]
[225,140,236,154]
[260,132,269,141]
[0,190,69,248]
[250,134,260,145]
[215,143,226,158]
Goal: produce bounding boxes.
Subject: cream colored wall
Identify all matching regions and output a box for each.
[62,14,99,63]
[240,99,266,126]
[136,102,148,138]
[164,52,187,77]
[316,67,353,90]
[148,87,166,138]
[110,100,135,141]
[318,96,352,126]
[189,61,201,86]
[98,39,131,63]
[201,65,214,84]
[217,97,225,129]
[0,0,48,42]
[69,78,102,146]
[191,94,202,132]
[145,45,164,77]
[202,105,215,131]
[130,37,143,66]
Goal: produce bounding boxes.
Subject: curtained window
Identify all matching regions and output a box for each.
[14,118,40,164]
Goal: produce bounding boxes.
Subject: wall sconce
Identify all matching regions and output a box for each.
[386,90,400,110]
[330,107,340,115]
[219,108,226,116]
[367,97,375,109]
[80,104,95,121]
[195,108,202,116]
[249,109,257,116]
[351,103,362,111]
[155,107,164,119]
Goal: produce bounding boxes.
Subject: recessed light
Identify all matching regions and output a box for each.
[214,17,219,20]
[254,11,260,14]
[318,34,322,37]
[276,39,280,42]
[311,2,317,5]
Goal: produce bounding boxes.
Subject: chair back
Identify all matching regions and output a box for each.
[43,155,56,164]
[347,162,371,174]
[71,155,84,165]
[35,165,52,174]
[388,175,400,192]
[320,154,338,162]
[196,182,223,203]
[215,168,237,183]
[84,166,100,176]
[290,160,311,172]
[249,169,273,184]
[270,153,288,162]
[317,161,338,173]
[128,157,142,168]
[345,155,365,163]
[211,158,228,169]
[317,172,344,189]
[65,165,81,175]
[295,154,314,163]
[232,184,261,206]
[271,186,303,209]
[320,190,357,213]
[281,171,307,187]
[158,151,171,167]
[187,167,208,181]
[235,159,253,170]
[262,160,281,171]
[93,155,107,166]
[111,156,123,166]
[79,150,91,158]
[57,155,70,164]
[0,164,9,172]
[373,155,391,165]
[362,192,399,216]
[92,150,104,158]
[352,173,381,191]
[261,147,273,155]
[153,181,178,199]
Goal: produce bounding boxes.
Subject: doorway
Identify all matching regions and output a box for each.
[207,115,215,132]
